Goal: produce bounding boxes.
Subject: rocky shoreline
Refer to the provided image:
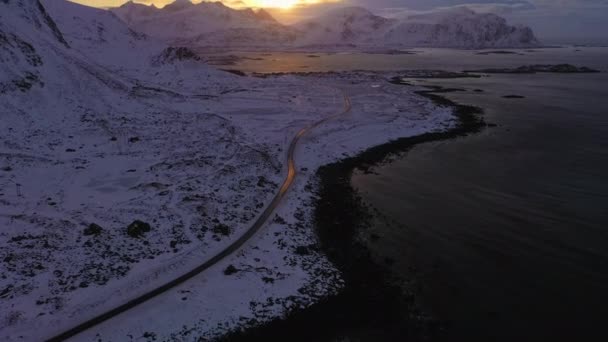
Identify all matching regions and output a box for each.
[218,80,487,341]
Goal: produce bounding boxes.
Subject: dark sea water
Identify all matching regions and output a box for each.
[224,47,608,340]
[352,72,608,340]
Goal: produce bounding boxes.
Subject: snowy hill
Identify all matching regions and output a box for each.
[112,3,538,49]
[40,0,165,69]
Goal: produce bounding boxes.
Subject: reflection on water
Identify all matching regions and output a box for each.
[227,48,608,340]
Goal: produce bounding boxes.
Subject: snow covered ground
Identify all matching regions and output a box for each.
[1,1,454,341]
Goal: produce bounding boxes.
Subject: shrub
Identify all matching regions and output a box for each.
[127,220,151,238]
[83,223,103,236]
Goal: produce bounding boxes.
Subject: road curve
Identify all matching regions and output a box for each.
[46,90,352,342]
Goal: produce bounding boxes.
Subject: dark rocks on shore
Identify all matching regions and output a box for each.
[503,95,525,99]
[465,64,600,74]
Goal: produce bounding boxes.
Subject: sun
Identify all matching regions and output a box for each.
[246,0,300,9]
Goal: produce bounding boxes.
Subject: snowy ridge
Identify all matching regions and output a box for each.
[111,3,539,49]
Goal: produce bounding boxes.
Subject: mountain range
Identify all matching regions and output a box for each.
[112,1,539,49]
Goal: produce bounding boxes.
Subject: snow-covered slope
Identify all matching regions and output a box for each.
[0,0,68,95]
[113,2,538,49]
[40,0,164,69]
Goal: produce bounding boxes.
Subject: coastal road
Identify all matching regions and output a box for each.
[46,89,352,342]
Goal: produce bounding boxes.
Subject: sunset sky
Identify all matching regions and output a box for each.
[70,0,338,9]
[69,0,608,43]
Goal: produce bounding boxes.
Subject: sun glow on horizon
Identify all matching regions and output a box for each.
[70,0,340,11]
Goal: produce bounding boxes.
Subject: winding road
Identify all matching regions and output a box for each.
[46,90,352,342]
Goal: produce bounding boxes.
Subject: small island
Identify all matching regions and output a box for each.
[465,64,600,74]
[476,50,523,55]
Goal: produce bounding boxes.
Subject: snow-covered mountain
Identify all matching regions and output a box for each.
[113,0,282,41]
[293,6,395,47]
[384,7,538,48]
[111,3,538,49]
[294,6,538,49]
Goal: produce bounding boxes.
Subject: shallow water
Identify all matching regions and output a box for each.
[226,47,608,340]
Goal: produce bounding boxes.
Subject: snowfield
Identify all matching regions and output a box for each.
[2,1,453,341]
